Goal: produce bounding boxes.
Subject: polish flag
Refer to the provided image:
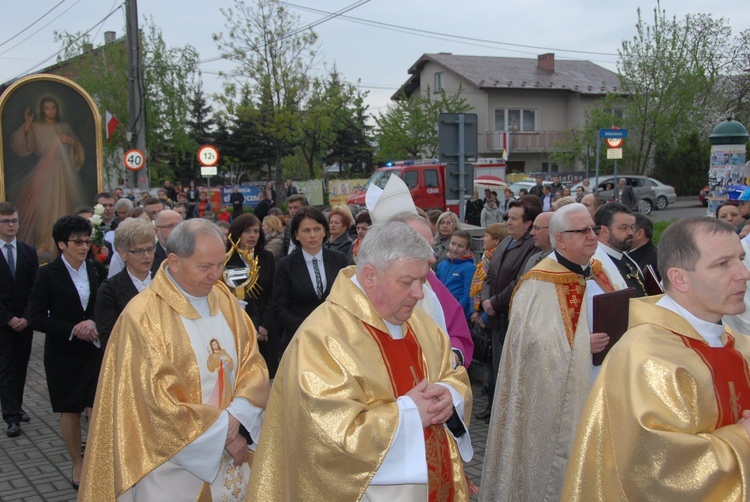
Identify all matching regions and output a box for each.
[105,111,118,141]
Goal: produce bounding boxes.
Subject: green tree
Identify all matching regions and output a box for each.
[652,130,710,195]
[214,0,318,192]
[141,18,200,184]
[297,67,373,178]
[374,86,471,162]
[615,3,733,174]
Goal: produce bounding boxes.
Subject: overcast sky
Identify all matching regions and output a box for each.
[1,0,748,115]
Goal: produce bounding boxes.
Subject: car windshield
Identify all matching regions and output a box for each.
[363,170,401,190]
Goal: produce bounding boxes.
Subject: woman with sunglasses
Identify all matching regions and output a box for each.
[29,215,106,490]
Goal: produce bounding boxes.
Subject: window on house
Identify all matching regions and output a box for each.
[434,72,444,93]
[494,108,538,132]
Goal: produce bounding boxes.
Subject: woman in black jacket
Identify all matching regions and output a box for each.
[272,207,348,354]
[94,218,155,349]
[225,214,278,376]
[29,215,106,489]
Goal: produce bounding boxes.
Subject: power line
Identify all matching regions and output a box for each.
[281,2,620,58]
[0,0,68,49]
[8,3,124,82]
[0,0,83,58]
[200,0,372,65]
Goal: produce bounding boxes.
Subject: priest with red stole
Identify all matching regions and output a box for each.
[248,221,473,501]
[564,217,750,500]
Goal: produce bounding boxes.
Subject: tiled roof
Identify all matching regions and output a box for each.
[394,53,621,99]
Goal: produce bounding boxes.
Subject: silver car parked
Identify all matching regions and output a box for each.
[571,175,677,215]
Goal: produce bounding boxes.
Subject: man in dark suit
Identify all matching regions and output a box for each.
[478,198,541,420]
[627,213,659,281]
[280,195,306,256]
[528,177,545,199]
[617,178,637,211]
[0,202,38,438]
[151,210,183,274]
[253,189,272,222]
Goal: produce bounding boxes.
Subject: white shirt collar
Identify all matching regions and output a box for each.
[302,248,324,263]
[61,253,86,273]
[656,294,725,347]
[1,237,17,248]
[598,241,623,261]
[127,269,152,293]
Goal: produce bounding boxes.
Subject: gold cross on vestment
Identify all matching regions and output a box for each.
[224,464,244,497]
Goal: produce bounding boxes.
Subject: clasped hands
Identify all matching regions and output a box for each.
[225,413,248,466]
[406,379,454,429]
[72,319,98,342]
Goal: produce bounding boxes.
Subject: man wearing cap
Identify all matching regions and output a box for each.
[736,190,750,235]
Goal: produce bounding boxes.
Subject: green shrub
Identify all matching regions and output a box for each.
[652,219,677,245]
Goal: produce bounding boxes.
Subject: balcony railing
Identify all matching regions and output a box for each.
[486,130,571,152]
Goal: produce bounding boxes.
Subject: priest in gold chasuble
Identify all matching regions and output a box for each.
[247,222,473,501]
[79,220,269,501]
[564,217,750,501]
[480,203,616,502]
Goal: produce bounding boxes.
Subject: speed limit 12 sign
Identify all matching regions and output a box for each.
[124,149,145,171]
[197,145,220,166]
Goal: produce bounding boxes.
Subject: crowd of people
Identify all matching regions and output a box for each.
[2,172,750,501]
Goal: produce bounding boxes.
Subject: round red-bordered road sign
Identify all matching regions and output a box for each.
[124,149,146,171]
[197,145,220,166]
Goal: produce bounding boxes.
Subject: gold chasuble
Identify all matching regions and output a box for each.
[247,266,472,502]
[79,265,269,501]
[366,325,457,501]
[479,257,614,502]
[563,295,750,501]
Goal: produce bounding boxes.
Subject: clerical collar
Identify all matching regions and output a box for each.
[554,250,590,277]
[165,266,211,318]
[656,294,724,347]
[350,275,404,339]
[598,242,623,261]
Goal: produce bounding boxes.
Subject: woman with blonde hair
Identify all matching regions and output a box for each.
[433,211,460,267]
[262,215,284,260]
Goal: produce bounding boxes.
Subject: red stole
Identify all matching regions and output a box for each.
[674,331,750,427]
[365,323,456,502]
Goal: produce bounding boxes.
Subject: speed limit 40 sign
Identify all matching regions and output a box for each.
[124,149,145,171]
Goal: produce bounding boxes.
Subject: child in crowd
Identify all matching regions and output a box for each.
[436,230,475,320]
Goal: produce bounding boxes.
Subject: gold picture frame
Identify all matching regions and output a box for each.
[0,74,103,256]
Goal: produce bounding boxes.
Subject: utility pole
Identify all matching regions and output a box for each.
[125,0,148,189]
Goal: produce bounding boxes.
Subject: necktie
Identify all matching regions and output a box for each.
[5,243,15,278]
[312,257,323,298]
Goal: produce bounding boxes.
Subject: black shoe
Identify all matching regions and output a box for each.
[475,407,492,420]
[6,423,21,438]
[71,468,80,491]
[20,411,30,423]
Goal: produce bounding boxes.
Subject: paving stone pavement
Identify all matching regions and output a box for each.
[0,334,493,501]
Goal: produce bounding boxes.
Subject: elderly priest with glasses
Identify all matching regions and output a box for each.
[480,203,616,501]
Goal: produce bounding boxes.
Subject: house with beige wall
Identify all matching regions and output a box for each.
[394,52,621,175]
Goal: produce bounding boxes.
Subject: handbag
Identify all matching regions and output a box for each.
[471,322,492,364]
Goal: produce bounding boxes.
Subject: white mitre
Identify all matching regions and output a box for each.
[365,174,418,224]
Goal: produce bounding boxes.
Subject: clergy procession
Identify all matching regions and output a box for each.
[3,174,750,502]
